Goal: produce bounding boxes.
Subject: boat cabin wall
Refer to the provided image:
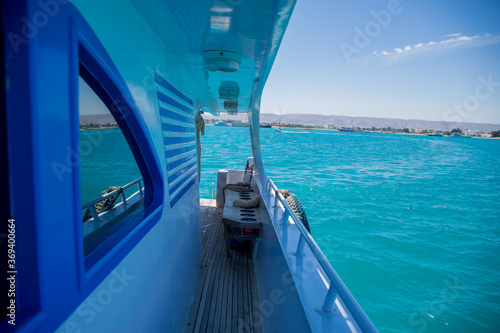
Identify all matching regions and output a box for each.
[3,1,202,332]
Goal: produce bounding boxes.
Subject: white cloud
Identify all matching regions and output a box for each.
[439,35,478,44]
[456,35,475,42]
[373,33,500,62]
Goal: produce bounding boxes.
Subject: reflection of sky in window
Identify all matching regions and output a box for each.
[79,76,110,115]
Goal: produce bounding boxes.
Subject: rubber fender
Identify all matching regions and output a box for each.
[286,193,311,233]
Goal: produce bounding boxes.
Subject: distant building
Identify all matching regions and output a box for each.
[465,129,481,136]
[481,133,492,138]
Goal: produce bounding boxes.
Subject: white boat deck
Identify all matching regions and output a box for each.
[184,199,262,333]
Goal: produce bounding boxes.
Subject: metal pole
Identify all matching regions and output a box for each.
[322,286,338,313]
[294,234,306,255]
[282,210,289,225]
[273,189,279,219]
[89,205,101,223]
[120,191,127,205]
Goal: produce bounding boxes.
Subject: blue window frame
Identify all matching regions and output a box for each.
[75,23,164,275]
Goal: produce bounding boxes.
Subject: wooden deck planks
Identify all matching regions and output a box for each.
[185,199,260,333]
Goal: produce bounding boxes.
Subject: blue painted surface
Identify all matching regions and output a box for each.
[154,72,194,106]
[165,144,198,160]
[253,221,313,333]
[159,107,196,124]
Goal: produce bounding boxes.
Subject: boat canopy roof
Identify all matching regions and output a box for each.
[71,0,296,115]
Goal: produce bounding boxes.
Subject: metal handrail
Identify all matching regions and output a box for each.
[267,178,377,332]
[81,178,144,223]
[82,177,144,209]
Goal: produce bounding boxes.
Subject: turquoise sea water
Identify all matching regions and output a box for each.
[79,129,141,207]
[81,126,500,332]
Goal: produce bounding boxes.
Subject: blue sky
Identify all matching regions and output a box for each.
[261,0,500,124]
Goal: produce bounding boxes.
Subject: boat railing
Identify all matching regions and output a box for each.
[81,177,144,223]
[266,178,377,332]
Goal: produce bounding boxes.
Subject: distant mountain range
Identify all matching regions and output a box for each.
[205,113,500,132]
[80,113,500,132]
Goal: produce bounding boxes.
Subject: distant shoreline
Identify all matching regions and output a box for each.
[79,126,118,131]
[278,127,500,139]
[206,124,499,139]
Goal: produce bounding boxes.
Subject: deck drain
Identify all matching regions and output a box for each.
[240,213,256,217]
[240,209,255,213]
[240,218,257,221]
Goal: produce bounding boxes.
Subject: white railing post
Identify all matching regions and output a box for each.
[282,210,289,225]
[281,209,289,241]
[120,191,127,205]
[89,205,101,223]
[322,286,338,313]
[273,189,279,219]
[294,234,306,255]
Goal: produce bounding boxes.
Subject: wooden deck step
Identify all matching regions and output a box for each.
[184,199,262,333]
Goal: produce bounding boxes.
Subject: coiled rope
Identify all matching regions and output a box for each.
[196,111,205,181]
[222,182,253,204]
[222,160,256,204]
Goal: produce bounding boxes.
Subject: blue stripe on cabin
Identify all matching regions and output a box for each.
[165,145,197,159]
[163,136,196,146]
[168,161,197,187]
[167,154,197,172]
[159,107,195,124]
[169,175,197,208]
[155,73,193,106]
[157,91,193,115]
[161,122,195,134]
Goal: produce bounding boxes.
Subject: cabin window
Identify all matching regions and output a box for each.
[78,66,146,257]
